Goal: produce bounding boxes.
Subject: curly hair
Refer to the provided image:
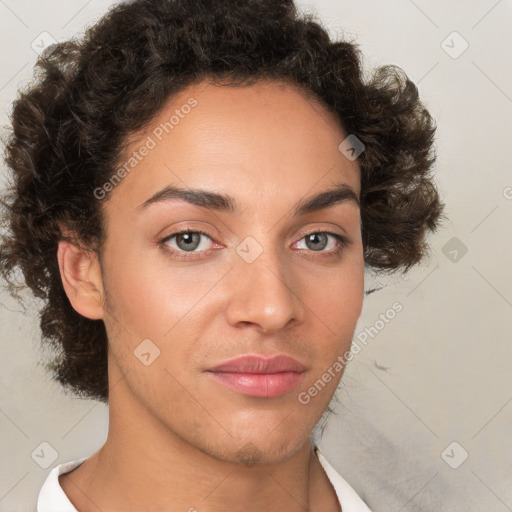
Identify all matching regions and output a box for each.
[0,0,445,404]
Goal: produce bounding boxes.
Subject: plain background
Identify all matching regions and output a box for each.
[0,1,511,510]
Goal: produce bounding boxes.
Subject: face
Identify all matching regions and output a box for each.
[96,79,364,464]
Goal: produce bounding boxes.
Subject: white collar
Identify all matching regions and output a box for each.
[37,457,87,512]
[314,445,372,511]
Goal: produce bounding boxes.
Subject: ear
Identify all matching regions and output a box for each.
[57,224,105,320]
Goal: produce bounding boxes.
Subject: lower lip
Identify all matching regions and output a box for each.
[207,371,305,398]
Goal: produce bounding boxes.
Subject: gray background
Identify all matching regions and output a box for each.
[1,0,511,510]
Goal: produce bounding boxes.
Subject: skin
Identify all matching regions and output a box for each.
[57,79,365,511]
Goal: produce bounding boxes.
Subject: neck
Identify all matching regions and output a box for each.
[60,368,339,512]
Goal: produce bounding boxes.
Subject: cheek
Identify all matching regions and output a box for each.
[102,245,218,339]
[303,252,365,344]
[297,252,364,402]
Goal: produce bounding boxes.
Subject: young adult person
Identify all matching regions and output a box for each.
[0,0,445,510]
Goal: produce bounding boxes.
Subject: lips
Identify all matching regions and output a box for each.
[206,355,307,398]
[208,354,307,374]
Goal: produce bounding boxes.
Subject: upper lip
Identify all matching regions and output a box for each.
[207,354,307,374]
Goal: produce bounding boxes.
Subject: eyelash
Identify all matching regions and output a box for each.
[158,228,350,261]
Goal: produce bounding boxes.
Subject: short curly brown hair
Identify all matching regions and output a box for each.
[0,0,445,404]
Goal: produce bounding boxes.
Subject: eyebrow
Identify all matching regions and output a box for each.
[137,182,360,216]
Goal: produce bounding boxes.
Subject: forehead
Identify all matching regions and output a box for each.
[106,79,360,214]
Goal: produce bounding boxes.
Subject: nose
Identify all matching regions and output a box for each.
[224,243,305,333]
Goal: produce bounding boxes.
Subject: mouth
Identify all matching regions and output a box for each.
[205,354,307,398]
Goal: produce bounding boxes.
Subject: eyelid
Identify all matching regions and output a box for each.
[158,222,220,240]
[299,225,347,239]
[159,227,218,248]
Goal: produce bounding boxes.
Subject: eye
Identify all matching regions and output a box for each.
[294,231,349,254]
[161,231,211,252]
[159,229,217,260]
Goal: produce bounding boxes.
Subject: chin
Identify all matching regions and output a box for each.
[205,432,309,467]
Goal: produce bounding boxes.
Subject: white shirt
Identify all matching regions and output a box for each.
[37,445,372,511]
